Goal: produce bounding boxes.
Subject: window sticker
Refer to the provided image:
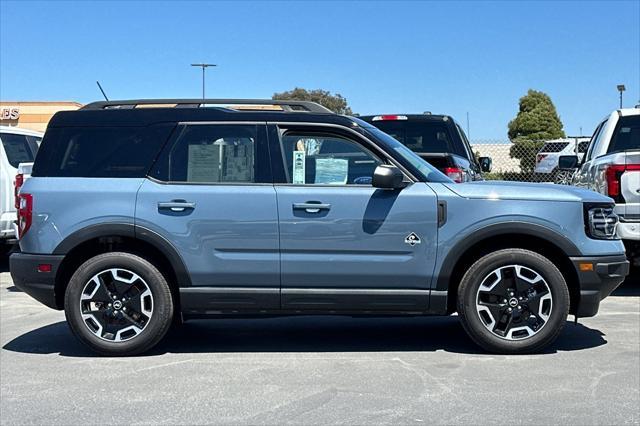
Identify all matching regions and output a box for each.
[187,143,220,182]
[315,158,348,184]
[292,150,306,184]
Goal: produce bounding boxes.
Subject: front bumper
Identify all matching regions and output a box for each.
[570,254,629,317]
[10,252,65,310]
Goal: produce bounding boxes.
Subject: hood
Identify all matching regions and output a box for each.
[444,180,614,203]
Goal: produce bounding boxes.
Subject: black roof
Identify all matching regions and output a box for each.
[50,99,358,128]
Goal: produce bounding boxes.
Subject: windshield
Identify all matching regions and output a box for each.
[0,132,40,168]
[356,122,452,183]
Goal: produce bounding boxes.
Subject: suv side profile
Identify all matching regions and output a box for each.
[11,99,629,356]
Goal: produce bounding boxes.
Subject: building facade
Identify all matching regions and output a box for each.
[0,101,82,132]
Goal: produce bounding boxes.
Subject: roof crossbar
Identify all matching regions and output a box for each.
[81,99,333,113]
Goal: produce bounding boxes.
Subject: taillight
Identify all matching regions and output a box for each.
[444,167,464,183]
[17,193,32,238]
[605,164,640,202]
[14,173,24,208]
[537,154,547,163]
[371,115,408,121]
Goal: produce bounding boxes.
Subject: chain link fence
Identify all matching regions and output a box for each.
[471,137,589,183]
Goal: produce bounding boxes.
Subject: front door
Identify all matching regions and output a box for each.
[270,124,439,312]
[136,123,280,313]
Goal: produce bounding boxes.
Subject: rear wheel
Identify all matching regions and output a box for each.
[457,249,569,354]
[64,252,173,356]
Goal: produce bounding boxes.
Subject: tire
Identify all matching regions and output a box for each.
[64,252,174,356]
[457,249,569,354]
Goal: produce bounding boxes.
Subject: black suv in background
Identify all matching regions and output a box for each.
[360,114,491,182]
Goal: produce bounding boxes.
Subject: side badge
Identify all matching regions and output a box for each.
[405,232,421,246]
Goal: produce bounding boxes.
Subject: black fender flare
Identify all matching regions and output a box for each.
[434,221,580,292]
[53,223,192,287]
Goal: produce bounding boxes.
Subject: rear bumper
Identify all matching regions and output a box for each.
[9,252,64,310]
[571,254,629,317]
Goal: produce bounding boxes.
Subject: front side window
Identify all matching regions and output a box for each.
[152,124,258,184]
[584,119,608,162]
[279,131,381,185]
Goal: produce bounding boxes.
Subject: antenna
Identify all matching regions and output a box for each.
[96,81,109,101]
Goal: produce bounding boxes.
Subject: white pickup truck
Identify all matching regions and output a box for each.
[0,126,42,254]
[560,108,640,266]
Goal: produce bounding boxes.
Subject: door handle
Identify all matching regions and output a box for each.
[293,202,331,213]
[158,200,196,212]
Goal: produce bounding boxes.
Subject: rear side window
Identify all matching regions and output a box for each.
[1,133,39,168]
[369,121,465,156]
[540,142,569,153]
[577,141,589,153]
[33,125,173,177]
[150,124,269,184]
[608,115,640,154]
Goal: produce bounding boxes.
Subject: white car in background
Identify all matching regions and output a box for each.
[534,137,590,179]
[0,126,42,253]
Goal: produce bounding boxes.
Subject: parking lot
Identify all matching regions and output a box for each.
[1,258,638,425]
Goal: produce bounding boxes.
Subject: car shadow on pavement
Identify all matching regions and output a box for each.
[3,316,606,358]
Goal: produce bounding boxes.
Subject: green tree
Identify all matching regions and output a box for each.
[273,88,353,115]
[508,89,565,173]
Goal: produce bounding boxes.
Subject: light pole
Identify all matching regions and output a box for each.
[617,84,626,109]
[191,63,217,100]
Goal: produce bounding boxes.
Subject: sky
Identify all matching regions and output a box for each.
[0,0,638,140]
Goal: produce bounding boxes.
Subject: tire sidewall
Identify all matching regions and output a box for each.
[65,252,173,356]
[459,249,569,353]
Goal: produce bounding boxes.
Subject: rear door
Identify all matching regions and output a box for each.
[269,123,439,312]
[137,122,280,312]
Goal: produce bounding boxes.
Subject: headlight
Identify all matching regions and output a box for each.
[584,203,619,240]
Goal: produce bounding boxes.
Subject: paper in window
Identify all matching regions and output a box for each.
[315,158,348,184]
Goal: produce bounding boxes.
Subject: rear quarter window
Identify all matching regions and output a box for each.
[32,125,174,177]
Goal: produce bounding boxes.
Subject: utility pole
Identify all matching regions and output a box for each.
[191,63,217,99]
[617,84,626,109]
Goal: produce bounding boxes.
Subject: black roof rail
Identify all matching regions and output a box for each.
[80,99,334,113]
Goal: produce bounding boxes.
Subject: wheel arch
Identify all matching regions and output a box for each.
[52,223,190,310]
[432,222,580,316]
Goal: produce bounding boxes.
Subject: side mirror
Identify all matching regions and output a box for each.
[478,156,492,173]
[372,165,406,190]
[558,155,579,170]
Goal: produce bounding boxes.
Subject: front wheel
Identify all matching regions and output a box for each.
[457,249,570,354]
[64,252,174,356]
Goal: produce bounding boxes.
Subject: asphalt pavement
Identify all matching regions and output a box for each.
[1,257,638,425]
